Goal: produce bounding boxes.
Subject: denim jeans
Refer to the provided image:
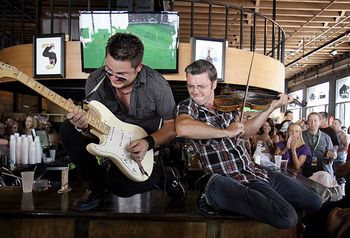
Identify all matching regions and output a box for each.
[204,172,323,229]
[316,156,334,175]
[333,152,347,184]
[333,152,347,172]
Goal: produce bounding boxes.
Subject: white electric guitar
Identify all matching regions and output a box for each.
[0,61,153,182]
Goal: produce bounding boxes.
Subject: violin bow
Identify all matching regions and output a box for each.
[239,51,256,122]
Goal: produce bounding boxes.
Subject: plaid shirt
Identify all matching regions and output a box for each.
[176,98,268,184]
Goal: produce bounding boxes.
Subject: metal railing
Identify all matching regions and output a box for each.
[0,0,286,64]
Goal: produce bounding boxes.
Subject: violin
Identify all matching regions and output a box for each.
[216,51,307,120]
[214,90,307,113]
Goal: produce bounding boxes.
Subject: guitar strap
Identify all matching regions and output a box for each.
[83,74,106,103]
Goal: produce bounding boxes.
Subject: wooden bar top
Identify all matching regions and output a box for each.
[0,179,300,238]
[0,185,247,221]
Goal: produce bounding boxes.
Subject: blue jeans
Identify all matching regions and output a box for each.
[333,152,347,172]
[333,152,347,184]
[204,172,323,229]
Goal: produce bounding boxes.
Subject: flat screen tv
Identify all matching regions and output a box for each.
[79,11,179,73]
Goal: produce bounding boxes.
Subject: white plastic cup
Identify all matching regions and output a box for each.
[253,154,261,165]
[21,171,34,193]
[28,142,36,164]
[49,150,56,160]
[274,155,282,169]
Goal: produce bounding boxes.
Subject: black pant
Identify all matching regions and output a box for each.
[303,181,350,238]
[59,120,165,197]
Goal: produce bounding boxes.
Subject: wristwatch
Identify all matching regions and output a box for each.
[75,126,91,137]
[143,135,155,151]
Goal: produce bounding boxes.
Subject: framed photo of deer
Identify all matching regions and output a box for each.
[33,33,65,78]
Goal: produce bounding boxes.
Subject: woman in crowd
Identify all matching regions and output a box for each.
[22,114,37,136]
[0,122,8,145]
[6,119,20,136]
[276,119,292,141]
[251,118,279,156]
[274,123,312,174]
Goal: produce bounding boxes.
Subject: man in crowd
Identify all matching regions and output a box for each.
[284,110,294,122]
[332,119,349,166]
[319,111,339,152]
[175,59,322,229]
[302,112,336,175]
[60,33,186,211]
[332,118,349,184]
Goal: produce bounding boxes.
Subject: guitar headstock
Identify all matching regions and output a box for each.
[0,61,21,79]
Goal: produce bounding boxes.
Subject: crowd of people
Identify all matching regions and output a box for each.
[2,32,350,236]
[249,111,350,179]
[0,114,57,146]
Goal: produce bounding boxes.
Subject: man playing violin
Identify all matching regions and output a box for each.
[175,59,322,228]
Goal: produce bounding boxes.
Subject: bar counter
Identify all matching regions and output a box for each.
[0,183,298,238]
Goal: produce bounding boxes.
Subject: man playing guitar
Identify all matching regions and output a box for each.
[60,33,186,211]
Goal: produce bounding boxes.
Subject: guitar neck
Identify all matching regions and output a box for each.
[16,71,108,134]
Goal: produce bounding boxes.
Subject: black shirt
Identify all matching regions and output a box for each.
[85,65,176,134]
[320,126,339,147]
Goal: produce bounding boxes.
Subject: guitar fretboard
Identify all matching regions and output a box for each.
[0,62,109,135]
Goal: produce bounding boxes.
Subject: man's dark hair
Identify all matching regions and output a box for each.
[334,118,342,125]
[185,59,217,82]
[319,111,329,119]
[105,33,144,68]
[284,110,293,117]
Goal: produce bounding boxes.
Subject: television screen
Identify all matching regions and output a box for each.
[79,11,179,73]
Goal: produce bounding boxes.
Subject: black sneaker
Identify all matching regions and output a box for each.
[71,189,103,212]
[195,175,219,216]
[197,192,219,216]
[165,167,187,206]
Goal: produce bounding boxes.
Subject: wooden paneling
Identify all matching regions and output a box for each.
[89,220,207,238]
[0,42,285,93]
[221,221,297,238]
[0,90,14,116]
[0,218,297,238]
[0,218,75,238]
[0,188,298,238]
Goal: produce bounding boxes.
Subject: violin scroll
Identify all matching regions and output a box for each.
[290,98,307,108]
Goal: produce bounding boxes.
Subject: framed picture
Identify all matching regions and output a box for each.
[192,37,226,81]
[33,33,65,78]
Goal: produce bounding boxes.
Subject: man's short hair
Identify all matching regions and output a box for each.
[334,118,342,125]
[307,112,321,121]
[105,33,144,68]
[319,111,329,119]
[284,110,293,117]
[185,59,217,82]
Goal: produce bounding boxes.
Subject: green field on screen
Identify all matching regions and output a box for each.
[81,23,177,70]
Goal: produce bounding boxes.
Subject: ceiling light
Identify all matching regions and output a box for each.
[329,50,337,56]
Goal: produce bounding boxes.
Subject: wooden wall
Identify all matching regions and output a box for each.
[0,42,285,93]
[0,218,297,238]
[0,90,13,118]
